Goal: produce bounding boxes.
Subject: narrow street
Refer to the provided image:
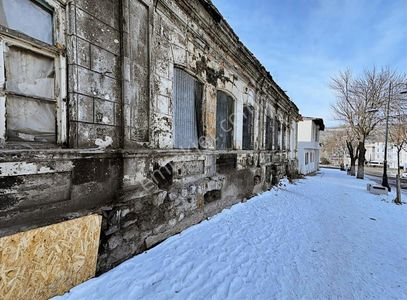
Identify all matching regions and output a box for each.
[57,169,407,300]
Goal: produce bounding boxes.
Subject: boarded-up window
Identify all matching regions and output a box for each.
[0,0,66,147]
[173,68,203,149]
[4,45,56,143]
[0,0,53,44]
[265,115,272,150]
[282,124,286,150]
[216,91,234,150]
[242,105,254,150]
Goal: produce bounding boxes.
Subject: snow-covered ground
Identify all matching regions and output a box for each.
[57,169,407,300]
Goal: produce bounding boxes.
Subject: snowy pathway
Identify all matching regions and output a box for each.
[57,169,407,299]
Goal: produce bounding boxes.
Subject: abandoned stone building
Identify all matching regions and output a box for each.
[0,0,301,298]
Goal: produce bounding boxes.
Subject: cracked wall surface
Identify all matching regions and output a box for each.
[0,0,301,296]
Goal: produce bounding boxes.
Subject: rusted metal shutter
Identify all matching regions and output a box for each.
[242,105,254,150]
[265,116,272,150]
[216,91,234,150]
[173,68,202,149]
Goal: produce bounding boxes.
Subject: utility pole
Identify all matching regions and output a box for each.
[382,82,391,191]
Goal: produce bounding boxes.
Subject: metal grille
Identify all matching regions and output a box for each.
[242,105,254,150]
[216,91,234,150]
[173,68,202,149]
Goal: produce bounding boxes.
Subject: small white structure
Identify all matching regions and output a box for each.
[367,183,388,195]
[297,117,325,175]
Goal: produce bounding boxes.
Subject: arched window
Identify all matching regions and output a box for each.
[216,90,234,150]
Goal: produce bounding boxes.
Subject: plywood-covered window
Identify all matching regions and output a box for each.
[173,67,203,149]
[0,0,66,147]
[265,115,273,150]
[242,105,254,150]
[216,91,234,150]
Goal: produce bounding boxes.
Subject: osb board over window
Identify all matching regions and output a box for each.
[0,214,102,300]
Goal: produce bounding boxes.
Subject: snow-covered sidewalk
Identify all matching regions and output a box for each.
[57,169,407,299]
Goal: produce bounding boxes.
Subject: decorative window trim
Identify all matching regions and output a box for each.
[216,89,235,150]
[0,0,67,148]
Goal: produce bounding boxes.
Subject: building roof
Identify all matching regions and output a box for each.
[196,0,300,115]
[303,117,325,131]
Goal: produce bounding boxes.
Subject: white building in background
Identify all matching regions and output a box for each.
[365,142,407,170]
[297,117,325,175]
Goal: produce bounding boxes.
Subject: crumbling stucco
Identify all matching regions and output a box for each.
[0,0,301,280]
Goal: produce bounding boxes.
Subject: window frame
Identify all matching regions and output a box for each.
[274,117,281,151]
[216,90,235,150]
[242,104,254,150]
[282,124,286,151]
[0,0,66,148]
[265,115,273,150]
[172,66,204,149]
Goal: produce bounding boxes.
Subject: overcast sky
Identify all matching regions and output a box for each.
[211,0,407,127]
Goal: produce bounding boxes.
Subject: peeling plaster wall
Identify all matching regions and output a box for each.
[0,0,301,288]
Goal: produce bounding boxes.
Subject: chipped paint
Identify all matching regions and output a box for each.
[0,1,302,292]
[95,136,113,148]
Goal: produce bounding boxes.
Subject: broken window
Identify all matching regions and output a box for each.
[216,90,234,150]
[0,0,53,44]
[173,67,203,149]
[0,0,66,146]
[242,105,254,150]
[265,115,273,150]
[305,152,309,165]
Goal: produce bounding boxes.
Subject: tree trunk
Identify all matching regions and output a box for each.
[395,175,402,205]
[346,141,357,176]
[397,148,401,177]
[349,158,356,176]
[356,141,366,179]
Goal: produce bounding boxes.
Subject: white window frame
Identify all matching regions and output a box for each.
[0,0,67,147]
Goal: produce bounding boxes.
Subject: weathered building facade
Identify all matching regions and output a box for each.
[0,0,301,298]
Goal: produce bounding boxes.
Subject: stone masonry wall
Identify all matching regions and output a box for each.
[67,0,122,148]
[0,0,301,280]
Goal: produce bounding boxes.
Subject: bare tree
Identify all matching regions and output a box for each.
[331,68,398,179]
[330,71,359,176]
